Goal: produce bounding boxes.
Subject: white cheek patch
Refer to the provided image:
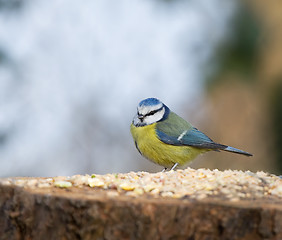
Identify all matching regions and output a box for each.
[138,103,163,116]
[143,107,165,125]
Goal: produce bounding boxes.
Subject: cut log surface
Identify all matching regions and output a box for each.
[0,168,282,240]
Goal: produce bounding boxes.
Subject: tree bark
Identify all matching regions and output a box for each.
[0,178,282,240]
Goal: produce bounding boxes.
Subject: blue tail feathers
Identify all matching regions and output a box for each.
[223,146,253,156]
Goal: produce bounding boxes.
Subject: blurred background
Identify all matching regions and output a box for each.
[0,0,281,177]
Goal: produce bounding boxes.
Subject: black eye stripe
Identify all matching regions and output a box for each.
[144,107,163,117]
[145,110,158,116]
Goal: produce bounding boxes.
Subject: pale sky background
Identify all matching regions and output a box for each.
[0,0,236,177]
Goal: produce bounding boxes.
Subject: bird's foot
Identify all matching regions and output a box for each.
[170,163,178,171]
[161,163,178,172]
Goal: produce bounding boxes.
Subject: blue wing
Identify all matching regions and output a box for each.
[156,127,226,150]
[155,112,252,156]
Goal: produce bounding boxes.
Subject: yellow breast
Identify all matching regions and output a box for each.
[130,123,206,167]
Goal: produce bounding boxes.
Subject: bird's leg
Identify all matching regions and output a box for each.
[170,163,178,171]
[161,167,168,172]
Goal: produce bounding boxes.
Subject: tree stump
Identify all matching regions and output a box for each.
[0,168,281,240]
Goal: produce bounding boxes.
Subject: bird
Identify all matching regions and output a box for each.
[130,97,252,171]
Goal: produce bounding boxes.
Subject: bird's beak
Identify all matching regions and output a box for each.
[138,114,144,121]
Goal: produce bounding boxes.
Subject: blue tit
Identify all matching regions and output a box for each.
[130,98,252,171]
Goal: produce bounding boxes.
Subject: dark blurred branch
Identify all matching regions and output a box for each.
[0,0,23,12]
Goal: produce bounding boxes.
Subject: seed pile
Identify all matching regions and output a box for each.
[1,168,281,201]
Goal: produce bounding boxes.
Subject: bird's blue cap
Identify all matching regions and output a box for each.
[138,98,162,107]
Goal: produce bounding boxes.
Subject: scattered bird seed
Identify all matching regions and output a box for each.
[54,181,72,188]
[0,168,281,201]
